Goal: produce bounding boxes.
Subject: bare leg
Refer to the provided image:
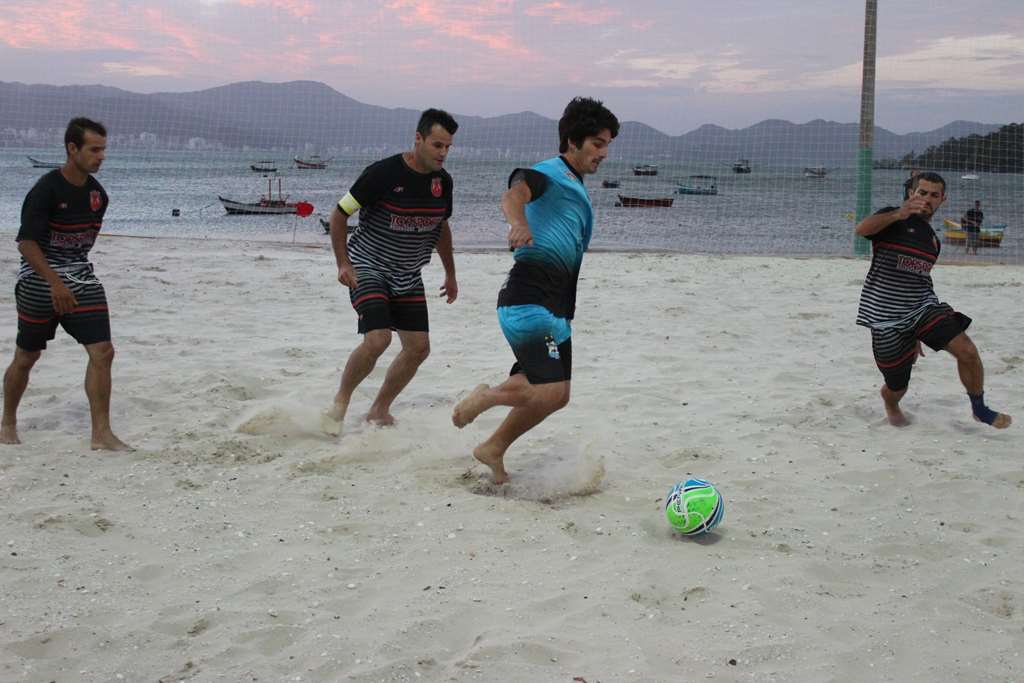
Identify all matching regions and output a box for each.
[1,348,41,444]
[323,329,391,435]
[880,384,909,427]
[946,333,1012,429]
[455,375,570,484]
[365,330,429,426]
[84,342,131,451]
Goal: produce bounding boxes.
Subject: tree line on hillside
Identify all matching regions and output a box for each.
[880,123,1023,173]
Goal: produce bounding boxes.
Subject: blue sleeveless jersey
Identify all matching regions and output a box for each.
[497,156,593,319]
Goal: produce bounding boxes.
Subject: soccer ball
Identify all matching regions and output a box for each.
[665,479,724,536]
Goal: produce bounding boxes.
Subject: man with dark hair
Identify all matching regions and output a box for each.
[322,108,459,433]
[855,172,1010,430]
[451,97,619,483]
[960,200,983,255]
[2,117,130,450]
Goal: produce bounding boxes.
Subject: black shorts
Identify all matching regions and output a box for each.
[871,303,971,391]
[497,305,572,384]
[15,272,111,352]
[509,338,572,385]
[349,269,428,334]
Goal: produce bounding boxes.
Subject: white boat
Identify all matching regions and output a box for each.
[27,156,62,169]
[961,174,979,180]
[294,155,331,170]
[675,175,718,195]
[219,178,313,216]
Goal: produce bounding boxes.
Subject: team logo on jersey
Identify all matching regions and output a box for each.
[89,190,102,212]
[431,177,442,198]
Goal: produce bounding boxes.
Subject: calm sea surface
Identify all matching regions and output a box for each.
[2,149,1020,262]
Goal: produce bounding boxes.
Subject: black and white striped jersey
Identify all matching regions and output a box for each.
[856,208,942,330]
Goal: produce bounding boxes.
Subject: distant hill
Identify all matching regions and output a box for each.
[0,80,1006,165]
[908,123,1023,173]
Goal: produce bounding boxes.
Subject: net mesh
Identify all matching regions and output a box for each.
[1,3,1020,263]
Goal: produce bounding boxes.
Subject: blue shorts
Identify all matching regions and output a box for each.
[497,304,572,384]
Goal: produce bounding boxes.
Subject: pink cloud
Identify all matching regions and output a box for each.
[385,0,531,58]
[524,1,620,26]
[0,1,138,51]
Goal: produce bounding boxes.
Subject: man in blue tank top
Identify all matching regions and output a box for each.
[452,97,619,484]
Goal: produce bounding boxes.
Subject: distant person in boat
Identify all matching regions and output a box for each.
[322,108,459,433]
[451,97,620,484]
[2,117,131,450]
[854,172,1011,430]
[960,200,983,255]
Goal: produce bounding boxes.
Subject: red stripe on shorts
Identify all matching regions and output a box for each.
[352,293,388,308]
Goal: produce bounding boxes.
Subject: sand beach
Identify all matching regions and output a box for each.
[1,236,1021,682]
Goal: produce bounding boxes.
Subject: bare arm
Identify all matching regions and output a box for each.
[502,180,534,248]
[329,206,357,288]
[17,240,77,314]
[854,195,927,237]
[435,219,458,303]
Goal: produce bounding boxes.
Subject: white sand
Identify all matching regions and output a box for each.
[1,236,1021,682]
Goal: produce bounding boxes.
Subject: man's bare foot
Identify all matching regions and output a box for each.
[91,431,132,451]
[880,386,909,427]
[0,423,20,444]
[473,443,509,485]
[452,384,490,428]
[975,412,1012,429]
[365,410,395,426]
[321,401,348,436]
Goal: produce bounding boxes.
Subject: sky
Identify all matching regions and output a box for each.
[1,0,1022,135]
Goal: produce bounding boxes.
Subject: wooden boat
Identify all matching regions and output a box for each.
[601,179,621,188]
[942,218,1005,247]
[250,160,277,173]
[803,166,828,178]
[616,194,673,208]
[731,159,752,174]
[219,178,314,216]
[294,155,331,170]
[676,175,718,195]
[27,156,62,169]
[632,164,658,176]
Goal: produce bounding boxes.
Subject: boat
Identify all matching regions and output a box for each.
[294,155,331,170]
[676,175,718,196]
[731,159,752,174]
[27,156,62,169]
[616,194,674,208]
[632,164,658,176]
[601,179,621,188]
[250,160,277,173]
[942,218,1005,247]
[219,178,314,216]
[803,166,828,178]
[961,174,979,180]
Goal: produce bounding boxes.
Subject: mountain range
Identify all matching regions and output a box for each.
[0,80,1006,165]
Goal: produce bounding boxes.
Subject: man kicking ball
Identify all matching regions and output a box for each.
[452,97,619,483]
[855,171,1011,429]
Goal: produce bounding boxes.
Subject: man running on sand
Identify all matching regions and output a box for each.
[855,171,1011,430]
[452,97,619,483]
[323,109,458,433]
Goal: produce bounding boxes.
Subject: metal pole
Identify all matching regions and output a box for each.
[854,0,877,256]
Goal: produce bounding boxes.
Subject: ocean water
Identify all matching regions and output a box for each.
[2,149,1020,262]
